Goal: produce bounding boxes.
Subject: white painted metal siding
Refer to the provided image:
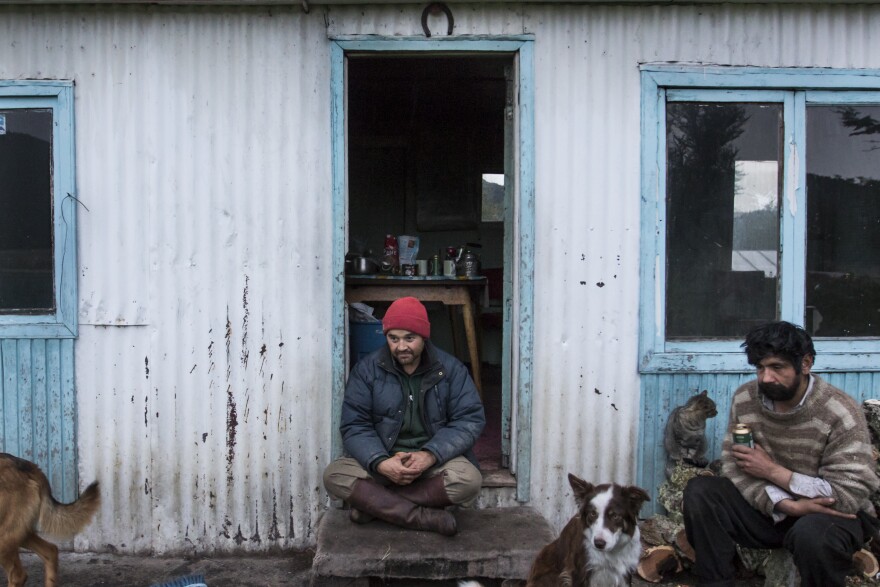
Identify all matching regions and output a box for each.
[520,3,880,533]
[1,4,334,553]
[330,1,880,533]
[1,3,879,551]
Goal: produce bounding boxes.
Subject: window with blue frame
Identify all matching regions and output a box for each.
[639,67,880,372]
[0,81,77,338]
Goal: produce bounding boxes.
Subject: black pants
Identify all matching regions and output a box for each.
[682,475,864,587]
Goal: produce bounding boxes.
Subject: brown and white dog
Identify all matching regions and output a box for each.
[0,453,100,587]
[521,474,650,586]
[525,473,649,586]
[459,474,650,587]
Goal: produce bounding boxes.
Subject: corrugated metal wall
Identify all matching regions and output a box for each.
[640,372,880,516]
[1,2,879,552]
[1,4,334,553]
[520,2,880,532]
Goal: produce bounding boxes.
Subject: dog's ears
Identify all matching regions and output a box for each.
[622,485,651,508]
[568,473,594,504]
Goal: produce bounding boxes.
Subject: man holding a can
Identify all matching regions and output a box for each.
[683,321,878,587]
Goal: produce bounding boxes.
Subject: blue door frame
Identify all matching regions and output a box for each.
[329,36,536,501]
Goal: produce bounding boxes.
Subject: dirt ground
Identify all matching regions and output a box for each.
[15,550,879,586]
[18,551,317,587]
[16,550,767,587]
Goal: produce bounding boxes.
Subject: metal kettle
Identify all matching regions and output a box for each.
[455,244,482,278]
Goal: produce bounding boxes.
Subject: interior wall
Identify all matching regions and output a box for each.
[347,56,506,265]
[347,55,508,362]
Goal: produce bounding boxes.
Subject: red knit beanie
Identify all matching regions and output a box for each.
[382,296,430,339]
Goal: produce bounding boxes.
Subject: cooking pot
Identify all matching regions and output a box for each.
[346,256,379,275]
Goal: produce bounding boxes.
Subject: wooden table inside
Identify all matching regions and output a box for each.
[345,275,487,398]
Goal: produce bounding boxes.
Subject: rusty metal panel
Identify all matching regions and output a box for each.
[0,4,334,553]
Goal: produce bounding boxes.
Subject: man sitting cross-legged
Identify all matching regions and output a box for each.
[323,296,485,536]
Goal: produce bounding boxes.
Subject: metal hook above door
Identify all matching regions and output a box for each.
[421,2,454,37]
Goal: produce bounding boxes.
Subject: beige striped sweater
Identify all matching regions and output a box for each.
[721,375,878,517]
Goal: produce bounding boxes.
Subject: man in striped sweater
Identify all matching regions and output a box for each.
[683,321,878,587]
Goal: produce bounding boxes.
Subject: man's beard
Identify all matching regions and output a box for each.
[758,374,802,402]
[393,349,417,365]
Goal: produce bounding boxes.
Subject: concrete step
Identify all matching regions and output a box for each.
[481,468,516,488]
[310,506,553,586]
[472,469,520,510]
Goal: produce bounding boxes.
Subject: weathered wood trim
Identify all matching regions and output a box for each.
[329,36,536,503]
[0,338,78,501]
[0,81,78,339]
[638,67,880,373]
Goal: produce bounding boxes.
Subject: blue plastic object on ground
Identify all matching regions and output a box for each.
[148,575,207,587]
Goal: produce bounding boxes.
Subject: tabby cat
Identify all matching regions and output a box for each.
[663,390,718,478]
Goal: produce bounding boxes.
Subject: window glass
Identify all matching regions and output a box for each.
[481,173,504,222]
[0,109,54,312]
[806,105,880,337]
[665,103,782,339]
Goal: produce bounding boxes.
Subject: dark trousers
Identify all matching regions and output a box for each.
[682,475,864,587]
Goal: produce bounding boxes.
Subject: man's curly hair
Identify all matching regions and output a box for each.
[741,321,816,373]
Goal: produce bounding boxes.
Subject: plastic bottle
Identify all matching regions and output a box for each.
[382,234,399,273]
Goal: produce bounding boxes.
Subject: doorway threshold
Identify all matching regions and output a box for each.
[482,468,516,488]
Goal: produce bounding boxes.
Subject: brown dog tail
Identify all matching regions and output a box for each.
[38,481,101,538]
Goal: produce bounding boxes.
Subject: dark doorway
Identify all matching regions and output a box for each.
[346,55,510,473]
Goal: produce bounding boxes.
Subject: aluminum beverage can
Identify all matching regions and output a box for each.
[733,423,754,448]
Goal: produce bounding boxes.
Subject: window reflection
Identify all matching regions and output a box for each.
[732,160,779,278]
[0,109,54,312]
[806,105,880,337]
[666,103,782,339]
[481,173,504,222]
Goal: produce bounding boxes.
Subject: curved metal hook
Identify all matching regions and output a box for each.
[421,2,454,37]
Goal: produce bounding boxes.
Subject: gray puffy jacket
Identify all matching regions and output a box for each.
[341,341,485,472]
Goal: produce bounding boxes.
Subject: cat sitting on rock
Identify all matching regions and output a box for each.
[664,390,718,478]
